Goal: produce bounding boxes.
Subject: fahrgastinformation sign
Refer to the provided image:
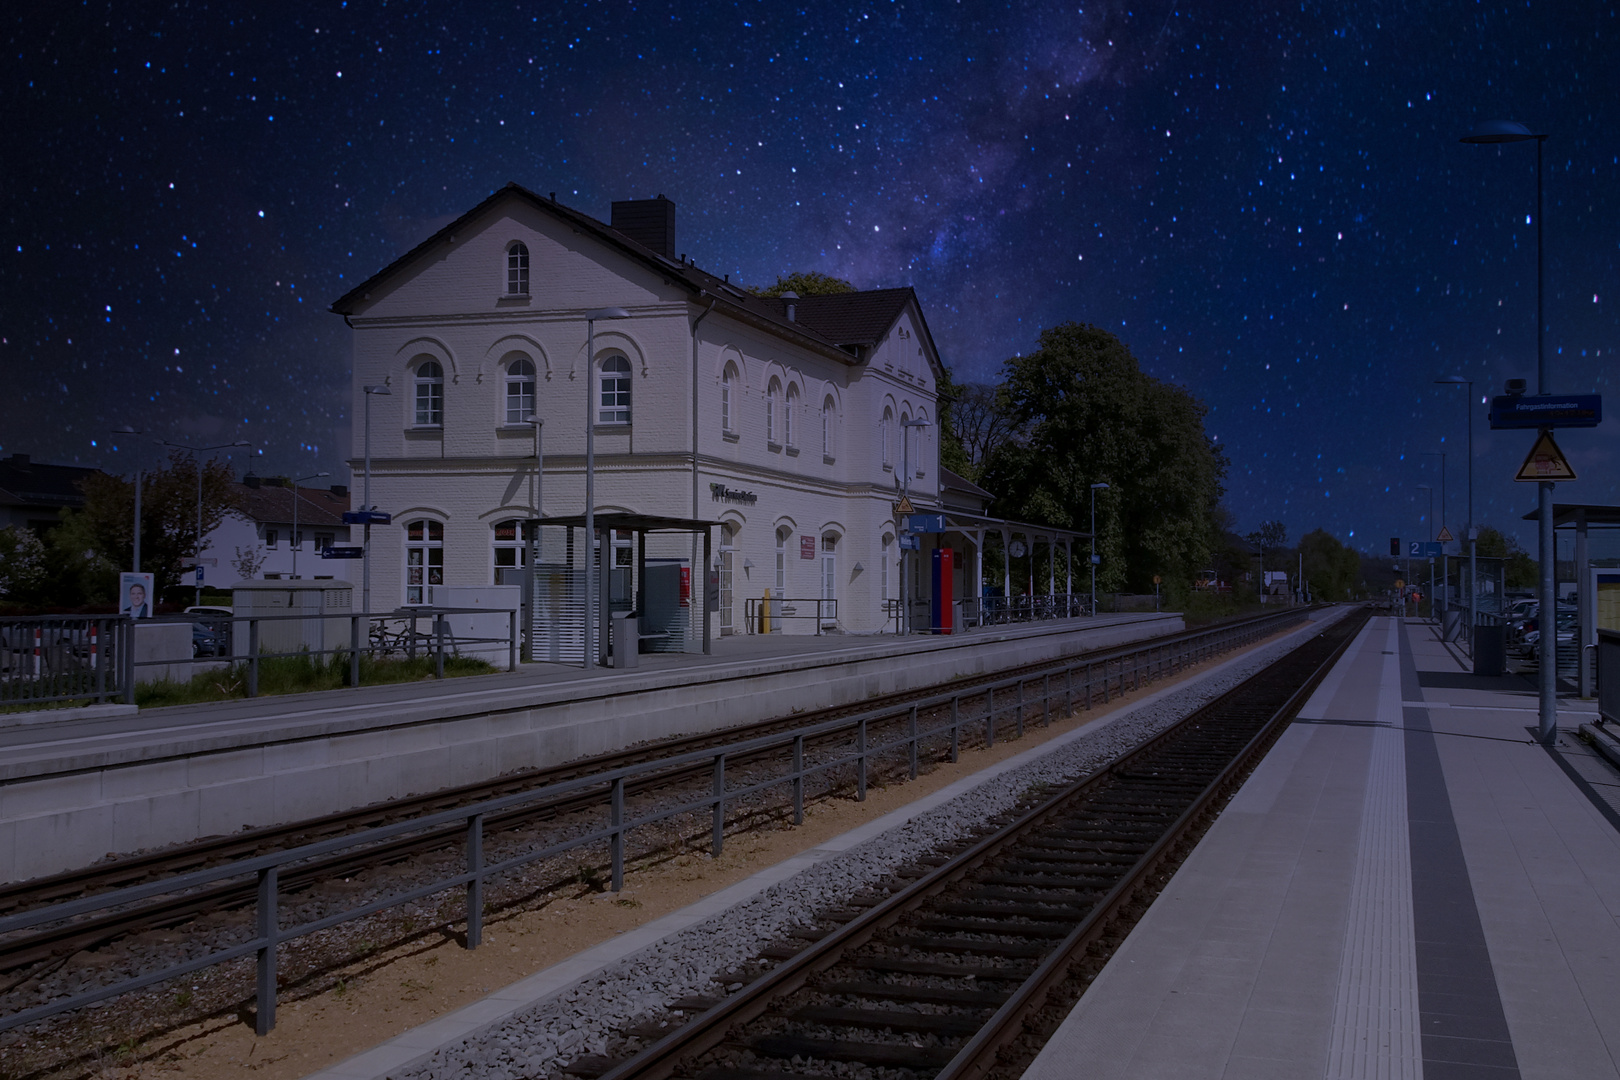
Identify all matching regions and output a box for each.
[1489,394,1601,430]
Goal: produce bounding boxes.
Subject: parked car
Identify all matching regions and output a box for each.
[185,606,234,658]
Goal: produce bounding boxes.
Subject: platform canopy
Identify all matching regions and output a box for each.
[1520,503,1620,528]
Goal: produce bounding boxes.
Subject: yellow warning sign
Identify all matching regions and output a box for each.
[894,496,915,516]
[1437,526,1454,543]
[1514,431,1577,482]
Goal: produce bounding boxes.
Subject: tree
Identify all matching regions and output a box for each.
[939,380,1021,482]
[980,323,1227,592]
[72,450,240,600]
[747,271,856,297]
[1246,520,1290,571]
[1298,529,1362,601]
[1475,526,1538,589]
[0,526,48,602]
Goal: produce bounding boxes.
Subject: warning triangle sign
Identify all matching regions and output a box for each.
[895,496,915,516]
[1514,431,1577,482]
[1436,527,1454,543]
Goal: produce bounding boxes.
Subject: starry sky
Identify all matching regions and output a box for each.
[5,1,1617,557]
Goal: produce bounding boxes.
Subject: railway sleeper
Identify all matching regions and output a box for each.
[930,900,1085,920]
[910,916,1072,938]
[881,934,1051,959]
[748,1034,959,1069]
[788,1005,986,1036]
[849,956,1035,979]
[816,980,1013,1008]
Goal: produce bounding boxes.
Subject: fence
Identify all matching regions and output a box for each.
[742,597,837,634]
[0,605,1311,1036]
[0,608,520,709]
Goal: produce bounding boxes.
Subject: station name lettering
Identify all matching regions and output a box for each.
[710,483,758,505]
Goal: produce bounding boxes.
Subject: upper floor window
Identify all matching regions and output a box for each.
[414,360,444,426]
[505,357,537,424]
[784,385,798,447]
[405,519,444,604]
[881,407,894,469]
[766,378,782,445]
[721,363,738,433]
[823,397,835,459]
[599,355,631,424]
[507,242,530,295]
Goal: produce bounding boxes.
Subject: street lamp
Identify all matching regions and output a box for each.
[1461,119,1556,744]
[525,416,544,518]
[1434,376,1476,649]
[1417,484,1434,621]
[110,425,145,573]
[162,438,252,605]
[584,307,631,668]
[361,384,391,616]
[899,416,930,633]
[1089,483,1109,614]
[290,472,330,579]
[1422,450,1448,616]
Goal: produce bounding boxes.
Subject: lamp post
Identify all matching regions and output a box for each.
[1423,450,1448,616]
[525,416,544,518]
[1434,377,1476,650]
[1461,119,1556,744]
[1089,483,1109,614]
[583,307,631,668]
[289,472,330,579]
[1417,483,1434,621]
[110,426,145,573]
[163,439,251,605]
[361,385,391,616]
[900,416,930,633]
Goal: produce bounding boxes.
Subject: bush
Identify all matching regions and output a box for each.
[135,650,495,707]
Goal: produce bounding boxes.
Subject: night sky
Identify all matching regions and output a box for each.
[5,2,1616,556]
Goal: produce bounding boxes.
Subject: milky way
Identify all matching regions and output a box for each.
[5,2,1616,554]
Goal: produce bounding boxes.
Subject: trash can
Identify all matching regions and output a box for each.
[1473,623,1505,677]
[610,610,639,669]
[1442,608,1463,643]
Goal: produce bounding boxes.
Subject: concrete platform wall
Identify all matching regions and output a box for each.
[0,616,1179,881]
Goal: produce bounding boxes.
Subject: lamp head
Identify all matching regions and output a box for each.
[363,384,392,396]
[1504,378,1527,397]
[1460,120,1543,144]
[586,307,632,321]
[1434,376,1470,387]
[1090,482,1110,490]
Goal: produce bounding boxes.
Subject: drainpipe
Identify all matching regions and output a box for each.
[691,293,717,654]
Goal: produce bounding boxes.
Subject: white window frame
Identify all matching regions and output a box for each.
[822,397,835,460]
[505,357,537,424]
[405,519,444,604]
[598,355,631,425]
[775,526,789,595]
[721,363,737,434]
[881,534,892,600]
[784,385,798,448]
[766,378,781,446]
[492,518,531,579]
[507,242,530,295]
[881,407,894,469]
[414,361,444,427]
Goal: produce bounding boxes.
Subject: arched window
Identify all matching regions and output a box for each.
[881,406,894,469]
[505,357,536,424]
[507,242,530,295]
[881,533,893,601]
[721,363,738,433]
[414,360,444,426]
[822,397,835,459]
[775,526,790,595]
[405,519,444,604]
[492,519,534,578]
[914,411,929,476]
[900,411,911,472]
[820,532,838,611]
[767,378,782,446]
[785,385,799,447]
[598,355,631,424]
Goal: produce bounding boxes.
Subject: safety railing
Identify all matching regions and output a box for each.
[0,605,1317,1037]
[742,597,837,635]
[0,615,130,708]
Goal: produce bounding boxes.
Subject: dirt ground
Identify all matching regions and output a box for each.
[77,632,1282,1080]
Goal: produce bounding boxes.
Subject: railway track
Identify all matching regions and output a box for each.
[568,606,1368,1080]
[0,607,1308,984]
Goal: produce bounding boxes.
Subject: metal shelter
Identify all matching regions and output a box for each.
[1522,503,1620,697]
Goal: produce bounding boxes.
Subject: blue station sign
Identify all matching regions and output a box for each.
[342,510,393,525]
[1488,394,1602,430]
[1408,541,1443,558]
[320,546,366,559]
[906,514,947,534]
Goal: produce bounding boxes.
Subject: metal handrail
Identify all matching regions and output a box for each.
[0,605,1316,1036]
[742,597,838,635]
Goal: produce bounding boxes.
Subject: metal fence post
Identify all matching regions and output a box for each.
[908,704,919,779]
[792,735,805,825]
[712,754,726,856]
[255,865,279,1035]
[509,608,518,671]
[949,695,960,763]
[610,777,625,891]
[856,718,868,801]
[465,813,484,949]
[350,616,361,689]
[435,616,446,679]
[248,619,260,698]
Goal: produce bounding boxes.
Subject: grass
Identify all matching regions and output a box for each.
[134,649,495,707]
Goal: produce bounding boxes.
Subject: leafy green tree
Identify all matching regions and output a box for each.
[1475,526,1538,589]
[748,271,856,297]
[1298,529,1362,601]
[73,451,240,600]
[1246,520,1290,571]
[0,526,48,602]
[980,322,1227,592]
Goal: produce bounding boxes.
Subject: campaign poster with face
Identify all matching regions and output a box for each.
[120,572,155,618]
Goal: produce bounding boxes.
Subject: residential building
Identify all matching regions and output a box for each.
[201,478,352,581]
[0,453,98,535]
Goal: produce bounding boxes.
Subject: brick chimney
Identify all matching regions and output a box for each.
[610,195,676,259]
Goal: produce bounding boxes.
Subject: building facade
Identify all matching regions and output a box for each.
[331,185,950,636]
[201,478,353,582]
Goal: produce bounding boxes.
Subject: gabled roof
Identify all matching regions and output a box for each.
[0,454,99,512]
[329,183,944,375]
[939,466,994,503]
[231,482,350,528]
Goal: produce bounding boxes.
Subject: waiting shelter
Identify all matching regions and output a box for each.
[1522,503,1620,697]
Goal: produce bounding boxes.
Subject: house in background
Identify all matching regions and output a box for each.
[201,477,352,581]
[0,453,99,535]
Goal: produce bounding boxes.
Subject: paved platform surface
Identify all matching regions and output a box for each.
[1022,615,1615,1080]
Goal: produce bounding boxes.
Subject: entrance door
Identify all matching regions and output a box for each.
[719,525,735,635]
[820,533,837,626]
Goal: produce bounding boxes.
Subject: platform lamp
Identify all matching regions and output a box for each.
[1461,119,1556,744]
[1416,484,1434,621]
[900,416,931,634]
[110,425,146,574]
[583,307,631,668]
[1433,377,1476,651]
[1422,450,1447,616]
[163,438,252,606]
[361,385,391,616]
[289,472,329,579]
[1089,483,1109,614]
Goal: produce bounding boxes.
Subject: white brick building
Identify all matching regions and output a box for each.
[331,185,953,639]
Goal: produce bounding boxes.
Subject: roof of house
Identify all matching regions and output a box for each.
[329,183,943,377]
[0,453,100,513]
[938,466,994,507]
[230,481,351,528]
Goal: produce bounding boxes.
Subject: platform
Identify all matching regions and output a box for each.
[1023,615,1615,1080]
[0,613,1180,881]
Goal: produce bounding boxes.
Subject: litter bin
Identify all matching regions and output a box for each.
[1442,608,1463,643]
[1473,623,1505,677]
[610,610,639,669]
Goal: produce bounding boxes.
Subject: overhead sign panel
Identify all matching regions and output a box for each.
[906,514,946,534]
[342,510,393,525]
[1489,394,1601,429]
[1514,431,1577,482]
[321,546,366,559]
[1408,541,1443,558]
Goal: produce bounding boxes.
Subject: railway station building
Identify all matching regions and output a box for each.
[330,184,1082,647]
